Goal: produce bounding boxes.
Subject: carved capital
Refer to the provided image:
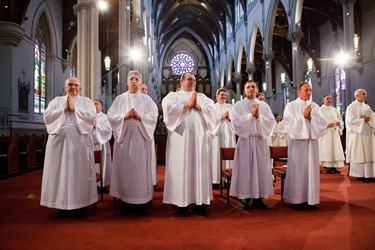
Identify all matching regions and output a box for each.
[287,31,304,43]
[246,63,256,75]
[73,0,96,14]
[0,22,25,46]
[262,53,274,62]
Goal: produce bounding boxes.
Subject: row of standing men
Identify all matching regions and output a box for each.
[40,71,375,219]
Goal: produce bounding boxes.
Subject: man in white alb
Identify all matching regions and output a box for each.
[345,89,375,182]
[319,94,345,174]
[211,88,236,190]
[229,81,275,210]
[41,77,98,220]
[162,72,216,216]
[283,82,327,211]
[108,71,158,215]
[92,99,112,190]
[139,83,158,186]
[271,115,288,146]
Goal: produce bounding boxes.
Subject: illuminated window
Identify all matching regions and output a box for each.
[34,20,46,114]
[171,53,195,75]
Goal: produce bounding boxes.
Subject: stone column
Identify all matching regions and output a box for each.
[246,63,256,80]
[74,0,101,99]
[235,72,242,101]
[262,52,274,103]
[338,0,357,110]
[225,80,232,104]
[118,0,131,95]
[287,30,303,101]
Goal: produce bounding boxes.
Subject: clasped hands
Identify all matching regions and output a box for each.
[64,94,75,113]
[327,121,341,128]
[303,104,312,121]
[221,111,231,121]
[183,91,201,113]
[124,108,141,120]
[251,104,259,119]
[360,114,370,122]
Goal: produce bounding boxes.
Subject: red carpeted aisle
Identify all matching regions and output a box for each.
[1,165,375,249]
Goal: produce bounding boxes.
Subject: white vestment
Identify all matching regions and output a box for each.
[271,120,288,146]
[41,95,98,210]
[211,102,236,184]
[162,90,216,207]
[151,139,158,185]
[229,98,275,199]
[345,100,375,177]
[108,92,158,204]
[92,111,113,187]
[283,98,328,205]
[318,105,345,168]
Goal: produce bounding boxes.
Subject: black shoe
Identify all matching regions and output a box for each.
[292,204,304,211]
[254,198,268,210]
[306,204,319,210]
[360,177,375,182]
[75,207,87,218]
[195,205,209,216]
[241,203,251,211]
[121,201,133,216]
[177,206,190,217]
[326,169,334,174]
[212,184,220,190]
[332,168,340,173]
[137,204,149,215]
[54,209,68,220]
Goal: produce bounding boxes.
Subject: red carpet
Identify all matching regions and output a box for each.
[1,165,375,249]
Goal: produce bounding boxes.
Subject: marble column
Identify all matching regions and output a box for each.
[73,0,101,99]
[118,0,131,95]
[287,30,303,101]
[235,72,242,101]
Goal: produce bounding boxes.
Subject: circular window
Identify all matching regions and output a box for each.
[171,53,195,75]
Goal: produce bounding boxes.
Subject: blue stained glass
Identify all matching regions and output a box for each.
[171,53,195,75]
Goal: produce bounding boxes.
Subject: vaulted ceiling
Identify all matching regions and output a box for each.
[1,0,353,79]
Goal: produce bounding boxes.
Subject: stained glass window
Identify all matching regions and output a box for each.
[34,20,46,113]
[335,67,346,114]
[171,53,195,75]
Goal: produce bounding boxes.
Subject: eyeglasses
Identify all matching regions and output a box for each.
[66,83,80,88]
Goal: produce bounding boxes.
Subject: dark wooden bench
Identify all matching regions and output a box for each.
[35,134,47,167]
[18,134,30,171]
[0,134,19,177]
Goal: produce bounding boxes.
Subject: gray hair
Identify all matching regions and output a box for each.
[354,88,365,98]
[128,70,142,81]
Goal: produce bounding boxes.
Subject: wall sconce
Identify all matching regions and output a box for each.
[307,58,313,72]
[354,34,359,52]
[262,82,267,92]
[280,72,286,84]
[104,56,111,71]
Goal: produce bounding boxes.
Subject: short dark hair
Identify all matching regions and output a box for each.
[216,88,227,96]
[298,82,310,90]
[181,72,194,80]
[94,99,103,106]
[244,80,258,89]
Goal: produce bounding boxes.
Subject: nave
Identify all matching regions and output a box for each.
[1,164,374,249]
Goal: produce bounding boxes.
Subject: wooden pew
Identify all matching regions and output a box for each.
[35,134,47,167]
[0,134,19,177]
[18,134,30,171]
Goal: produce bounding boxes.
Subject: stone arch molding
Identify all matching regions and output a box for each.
[159,27,214,77]
[28,1,59,57]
